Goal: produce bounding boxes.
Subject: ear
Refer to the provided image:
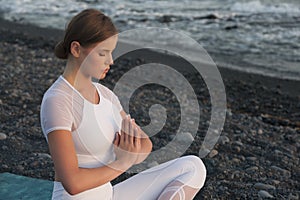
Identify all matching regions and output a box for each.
[70,41,81,58]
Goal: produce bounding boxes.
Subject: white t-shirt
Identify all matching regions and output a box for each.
[40,75,123,168]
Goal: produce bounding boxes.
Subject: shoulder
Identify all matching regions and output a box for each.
[41,77,74,107]
[94,82,117,99]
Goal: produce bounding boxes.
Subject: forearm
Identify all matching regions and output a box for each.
[64,160,130,195]
[134,132,152,164]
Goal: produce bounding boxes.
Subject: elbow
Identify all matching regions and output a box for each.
[67,187,81,196]
[62,180,83,196]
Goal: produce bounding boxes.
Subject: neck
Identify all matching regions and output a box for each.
[62,59,93,92]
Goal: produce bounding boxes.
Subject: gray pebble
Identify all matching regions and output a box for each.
[239,156,246,161]
[198,148,210,158]
[2,164,8,169]
[226,109,232,116]
[288,193,299,200]
[270,165,291,178]
[254,183,276,190]
[274,150,282,155]
[246,157,257,161]
[232,158,240,163]
[147,161,159,168]
[246,166,258,172]
[208,149,218,158]
[233,141,244,146]
[233,146,241,153]
[0,132,7,140]
[2,145,8,150]
[175,132,194,144]
[258,190,274,198]
[17,165,24,171]
[271,180,280,185]
[35,153,52,159]
[218,135,230,145]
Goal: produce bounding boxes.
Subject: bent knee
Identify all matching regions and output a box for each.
[182,155,207,188]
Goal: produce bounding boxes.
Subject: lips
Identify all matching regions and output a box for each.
[103,67,110,73]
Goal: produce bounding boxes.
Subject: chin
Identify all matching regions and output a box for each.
[100,74,106,80]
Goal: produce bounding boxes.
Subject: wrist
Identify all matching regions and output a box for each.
[109,159,132,172]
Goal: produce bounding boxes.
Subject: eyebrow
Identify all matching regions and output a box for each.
[100,49,113,52]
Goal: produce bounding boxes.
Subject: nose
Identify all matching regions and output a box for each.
[105,53,114,65]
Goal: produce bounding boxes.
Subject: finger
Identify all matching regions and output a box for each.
[129,118,135,144]
[131,119,140,136]
[125,114,130,135]
[125,115,131,142]
[113,132,120,146]
[131,118,136,127]
[134,126,141,148]
[121,117,126,137]
[121,118,126,142]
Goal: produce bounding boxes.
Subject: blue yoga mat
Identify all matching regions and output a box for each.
[0,172,53,200]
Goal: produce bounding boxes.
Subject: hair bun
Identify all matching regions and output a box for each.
[54,41,68,59]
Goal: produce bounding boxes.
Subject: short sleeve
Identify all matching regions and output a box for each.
[111,92,123,112]
[40,92,73,140]
[96,83,123,112]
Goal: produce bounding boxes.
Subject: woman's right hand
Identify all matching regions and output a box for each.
[113,114,142,168]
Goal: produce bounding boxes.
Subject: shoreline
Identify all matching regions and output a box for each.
[0,17,299,98]
[0,17,299,199]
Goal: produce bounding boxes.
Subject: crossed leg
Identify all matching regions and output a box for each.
[113,155,206,200]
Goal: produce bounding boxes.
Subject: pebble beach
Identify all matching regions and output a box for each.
[0,18,299,199]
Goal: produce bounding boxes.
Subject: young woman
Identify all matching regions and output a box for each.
[40,8,206,200]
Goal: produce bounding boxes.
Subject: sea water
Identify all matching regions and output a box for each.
[0,0,299,80]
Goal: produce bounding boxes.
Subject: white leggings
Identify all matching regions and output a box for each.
[52,156,206,200]
[113,155,206,200]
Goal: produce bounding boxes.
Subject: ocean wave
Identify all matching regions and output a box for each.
[0,0,299,80]
[231,1,300,14]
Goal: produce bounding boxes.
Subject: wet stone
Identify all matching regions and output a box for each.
[258,190,274,198]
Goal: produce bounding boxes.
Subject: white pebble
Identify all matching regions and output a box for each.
[0,133,7,140]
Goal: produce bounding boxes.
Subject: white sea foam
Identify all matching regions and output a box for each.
[231,1,300,14]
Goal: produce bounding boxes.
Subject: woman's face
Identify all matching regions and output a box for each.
[79,34,118,80]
